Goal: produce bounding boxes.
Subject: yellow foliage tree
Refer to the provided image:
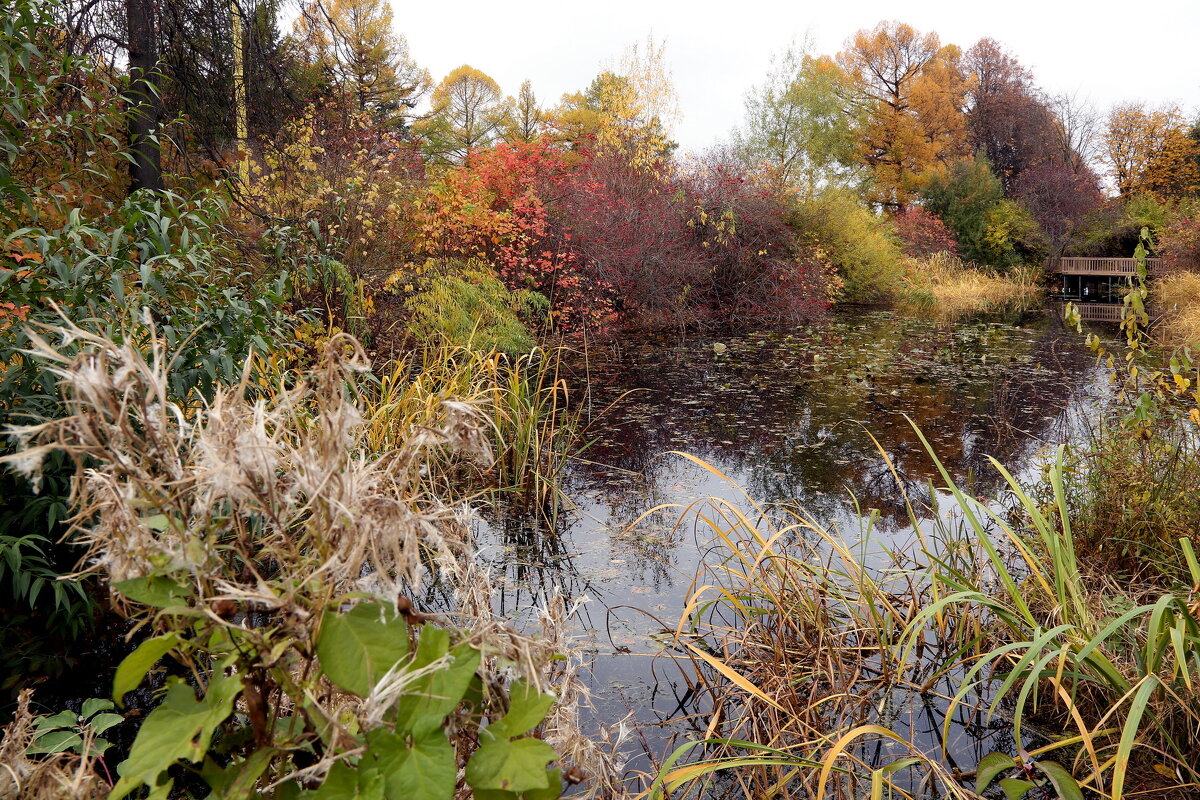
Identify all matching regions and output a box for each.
[249,108,418,278]
[1103,103,1200,199]
[293,0,429,122]
[550,36,679,170]
[837,21,972,209]
[498,80,545,144]
[418,65,504,163]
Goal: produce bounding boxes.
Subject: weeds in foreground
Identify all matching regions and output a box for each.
[3,321,624,799]
[897,253,1041,319]
[650,431,1200,800]
[0,691,106,799]
[1059,231,1200,582]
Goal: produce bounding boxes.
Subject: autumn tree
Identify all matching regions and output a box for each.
[963,38,1059,196]
[498,80,545,144]
[1103,103,1200,199]
[735,44,861,196]
[836,21,971,209]
[420,65,504,163]
[293,0,429,122]
[552,37,679,170]
[1013,161,1104,257]
[1048,91,1101,174]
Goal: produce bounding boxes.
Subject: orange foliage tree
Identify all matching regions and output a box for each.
[837,21,972,209]
[1103,104,1200,199]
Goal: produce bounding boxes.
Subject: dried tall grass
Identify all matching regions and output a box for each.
[1154,271,1200,347]
[646,452,982,800]
[362,343,589,514]
[898,252,1042,318]
[650,431,1200,800]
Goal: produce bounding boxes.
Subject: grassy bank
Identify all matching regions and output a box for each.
[897,252,1042,318]
[652,440,1200,800]
[1155,271,1200,347]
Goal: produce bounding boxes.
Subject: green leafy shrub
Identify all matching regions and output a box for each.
[27,698,122,758]
[787,189,904,302]
[402,260,549,353]
[0,0,301,679]
[921,155,1041,268]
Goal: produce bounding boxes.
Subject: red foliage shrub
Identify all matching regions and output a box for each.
[414,138,615,330]
[553,152,706,329]
[681,153,831,325]
[891,206,959,258]
[413,140,832,333]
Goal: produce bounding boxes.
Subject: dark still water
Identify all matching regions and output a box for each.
[475,308,1111,782]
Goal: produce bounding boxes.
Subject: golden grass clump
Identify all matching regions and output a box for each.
[649,454,979,800]
[363,343,584,514]
[651,439,1200,800]
[1154,270,1200,347]
[898,252,1041,318]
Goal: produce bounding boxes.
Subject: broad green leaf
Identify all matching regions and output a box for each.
[34,710,76,730]
[466,738,558,793]
[113,575,190,607]
[474,769,562,800]
[975,752,1018,793]
[481,679,556,743]
[109,667,241,800]
[81,698,115,719]
[301,761,385,800]
[394,627,480,738]
[201,748,280,800]
[1037,760,1083,800]
[26,729,82,754]
[88,712,124,736]
[999,777,1036,800]
[143,514,171,531]
[316,603,409,698]
[367,728,455,800]
[114,632,183,704]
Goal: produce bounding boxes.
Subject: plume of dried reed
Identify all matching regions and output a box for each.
[2,318,625,798]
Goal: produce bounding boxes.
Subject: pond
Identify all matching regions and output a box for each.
[474,307,1112,786]
[1,306,1114,794]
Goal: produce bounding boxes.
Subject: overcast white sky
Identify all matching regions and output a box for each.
[392,0,1200,154]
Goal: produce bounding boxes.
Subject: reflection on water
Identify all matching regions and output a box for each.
[475,308,1110,782]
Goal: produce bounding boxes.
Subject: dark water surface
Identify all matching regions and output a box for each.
[475,308,1111,782]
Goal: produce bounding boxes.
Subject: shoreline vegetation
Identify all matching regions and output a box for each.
[896,252,1043,318]
[1155,270,1200,346]
[2,1,1200,799]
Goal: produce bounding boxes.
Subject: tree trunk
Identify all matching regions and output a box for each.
[230,0,249,184]
[126,0,162,193]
